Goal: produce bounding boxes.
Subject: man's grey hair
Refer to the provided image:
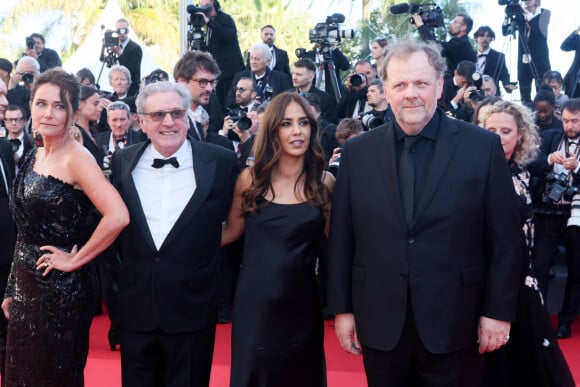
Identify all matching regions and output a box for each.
[136,81,191,115]
[108,65,132,84]
[250,43,272,62]
[107,101,131,116]
[17,56,40,75]
[381,35,447,81]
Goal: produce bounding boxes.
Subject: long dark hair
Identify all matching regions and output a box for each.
[242,92,329,213]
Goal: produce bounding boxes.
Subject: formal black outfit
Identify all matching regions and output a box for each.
[76,124,105,169]
[7,85,31,120]
[318,118,338,162]
[111,137,238,387]
[418,27,477,79]
[226,69,292,109]
[4,148,100,386]
[503,9,551,104]
[117,39,143,97]
[337,87,368,119]
[528,128,580,331]
[328,110,522,386]
[561,30,580,98]
[482,162,575,387]
[96,129,145,158]
[206,10,245,110]
[536,117,563,132]
[477,49,513,94]
[246,45,290,75]
[230,200,325,387]
[36,47,62,72]
[0,138,16,385]
[96,92,131,133]
[291,86,338,124]
[303,48,350,98]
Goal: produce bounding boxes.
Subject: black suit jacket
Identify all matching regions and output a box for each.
[95,129,145,155]
[303,48,350,97]
[561,31,580,98]
[37,47,62,72]
[111,138,238,333]
[328,112,521,354]
[117,39,143,97]
[0,138,16,266]
[481,48,512,93]
[207,11,244,80]
[418,28,476,78]
[225,69,292,109]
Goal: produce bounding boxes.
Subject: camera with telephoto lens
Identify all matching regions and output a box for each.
[308,14,354,47]
[389,3,445,29]
[99,28,120,68]
[359,112,384,130]
[543,171,580,203]
[567,194,580,228]
[467,72,485,102]
[20,72,35,85]
[226,107,252,131]
[350,73,366,87]
[498,0,523,18]
[186,4,211,51]
[25,36,35,50]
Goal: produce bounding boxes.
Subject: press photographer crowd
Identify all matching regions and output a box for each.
[0,0,579,386]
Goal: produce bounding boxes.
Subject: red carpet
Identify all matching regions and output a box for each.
[82,315,580,387]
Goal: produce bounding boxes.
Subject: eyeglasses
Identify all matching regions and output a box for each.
[5,117,24,123]
[139,109,186,122]
[190,78,219,88]
[235,87,253,93]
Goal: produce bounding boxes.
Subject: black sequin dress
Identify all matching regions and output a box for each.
[4,148,100,387]
[230,200,326,387]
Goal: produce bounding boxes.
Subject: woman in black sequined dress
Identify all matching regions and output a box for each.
[222,93,334,387]
[1,69,129,386]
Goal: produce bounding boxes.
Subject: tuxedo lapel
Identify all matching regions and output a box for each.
[413,117,461,228]
[159,139,215,250]
[120,141,157,253]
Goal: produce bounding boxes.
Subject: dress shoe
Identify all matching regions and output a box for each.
[556,325,571,339]
[217,304,232,324]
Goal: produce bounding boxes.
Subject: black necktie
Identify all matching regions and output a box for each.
[399,136,420,225]
[151,157,179,169]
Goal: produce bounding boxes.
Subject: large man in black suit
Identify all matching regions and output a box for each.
[197,0,245,110]
[112,18,143,97]
[111,81,238,387]
[474,26,516,95]
[414,13,477,80]
[0,79,16,385]
[225,43,292,109]
[328,37,522,386]
[561,25,580,99]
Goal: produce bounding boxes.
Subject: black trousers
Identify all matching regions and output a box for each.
[120,326,216,387]
[532,213,580,326]
[361,303,483,387]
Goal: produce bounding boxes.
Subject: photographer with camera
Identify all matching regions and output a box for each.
[226,43,291,109]
[337,60,377,119]
[442,60,475,116]
[7,56,39,122]
[528,98,580,339]
[106,18,143,97]
[360,79,393,130]
[301,43,350,98]
[24,33,61,73]
[220,77,258,151]
[501,0,551,105]
[413,13,476,80]
[191,0,245,111]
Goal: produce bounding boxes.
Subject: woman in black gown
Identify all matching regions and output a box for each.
[222,92,334,387]
[1,69,129,386]
[481,100,575,387]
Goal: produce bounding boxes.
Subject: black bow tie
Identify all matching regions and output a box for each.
[151,157,179,169]
[478,54,487,58]
[8,138,21,151]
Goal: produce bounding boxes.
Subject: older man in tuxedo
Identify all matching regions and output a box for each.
[111,81,238,387]
[328,37,521,387]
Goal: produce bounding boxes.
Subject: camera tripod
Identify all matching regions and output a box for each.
[315,43,343,104]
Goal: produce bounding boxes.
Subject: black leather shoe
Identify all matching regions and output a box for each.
[217,304,232,324]
[556,325,571,339]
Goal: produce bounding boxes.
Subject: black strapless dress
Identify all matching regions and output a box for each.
[230,201,326,387]
[4,148,100,386]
